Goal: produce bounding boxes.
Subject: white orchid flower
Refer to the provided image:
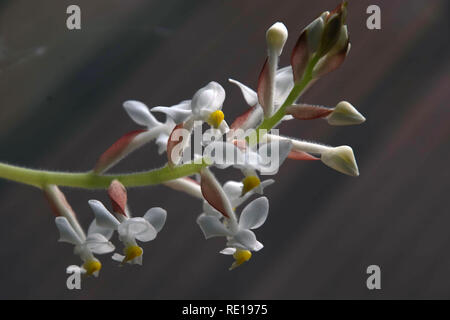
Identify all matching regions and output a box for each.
[197,196,269,270]
[55,216,115,277]
[93,100,178,174]
[122,100,177,155]
[152,81,229,133]
[88,200,166,265]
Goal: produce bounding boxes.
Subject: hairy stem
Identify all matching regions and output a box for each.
[0,162,207,190]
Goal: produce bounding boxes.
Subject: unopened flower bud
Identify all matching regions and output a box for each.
[327,101,365,126]
[305,16,325,54]
[266,22,288,56]
[317,1,347,58]
[321,145,359,176]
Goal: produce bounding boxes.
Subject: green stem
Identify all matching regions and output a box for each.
[255,54,321,140]
[0,162,207,190]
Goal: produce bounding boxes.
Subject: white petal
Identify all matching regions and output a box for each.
[85,233,115,254]
[191,82,225,116]
[196,214,231,239]
[232,229,259,251]
[228,79,258,106]
[218,120,230,135]
[143,207,167,233]
[223,181,243,204]
[123,100,160,128]
[254,240,264,252]
[55,217,83,245]
[155,133,169,155]
[171,100,192,110]
[239,197,269,230]
[133,255,143,265]
[151,106,192,124]
[274,66,294,107]
[220,247,236,255]
[88,200,120,230]
[118,218,157,242]
[254,179,275,195]
[202,201,223,218]
[112,253,125,262]
[88,220,114,240]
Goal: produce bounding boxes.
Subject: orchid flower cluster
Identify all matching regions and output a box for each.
[0,2,365,276]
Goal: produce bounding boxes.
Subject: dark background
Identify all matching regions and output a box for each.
[0,0,449,299]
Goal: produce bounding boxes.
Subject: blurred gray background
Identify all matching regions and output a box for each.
[0,0,449,299]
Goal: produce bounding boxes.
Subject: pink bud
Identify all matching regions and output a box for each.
[94,129,147,174]
[285,104,333,120]
[256,58,272,117]
[107,180,128,217]
[291,30,309,83]
[312,40,350,78]
[200,169,230,218]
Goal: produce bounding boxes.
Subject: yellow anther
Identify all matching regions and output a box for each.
[123,245,143,263]
[230,249,252,270]
[207,110,225,129]
[83,259,102,276]
[241,176,261,195]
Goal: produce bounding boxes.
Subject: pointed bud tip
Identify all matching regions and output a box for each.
[266,22,288,56]
[327,101,366,126]
[321,145,359,177]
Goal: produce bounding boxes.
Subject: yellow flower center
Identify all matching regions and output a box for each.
[241,176,261,195]
[123,245,143,263]
[230,249,252,270]
[207,110,225,129]
[83,259,102,276]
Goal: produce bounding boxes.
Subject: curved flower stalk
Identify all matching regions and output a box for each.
[88,180,167,265]
[0,1,366,276]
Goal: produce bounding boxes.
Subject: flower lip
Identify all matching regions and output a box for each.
[123,245,143,263]
[241,176,261,196]
[83,259,102,277]
[208,110,225,129]
[230,249,252,270]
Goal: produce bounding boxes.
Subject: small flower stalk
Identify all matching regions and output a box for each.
[0,2,366,277]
